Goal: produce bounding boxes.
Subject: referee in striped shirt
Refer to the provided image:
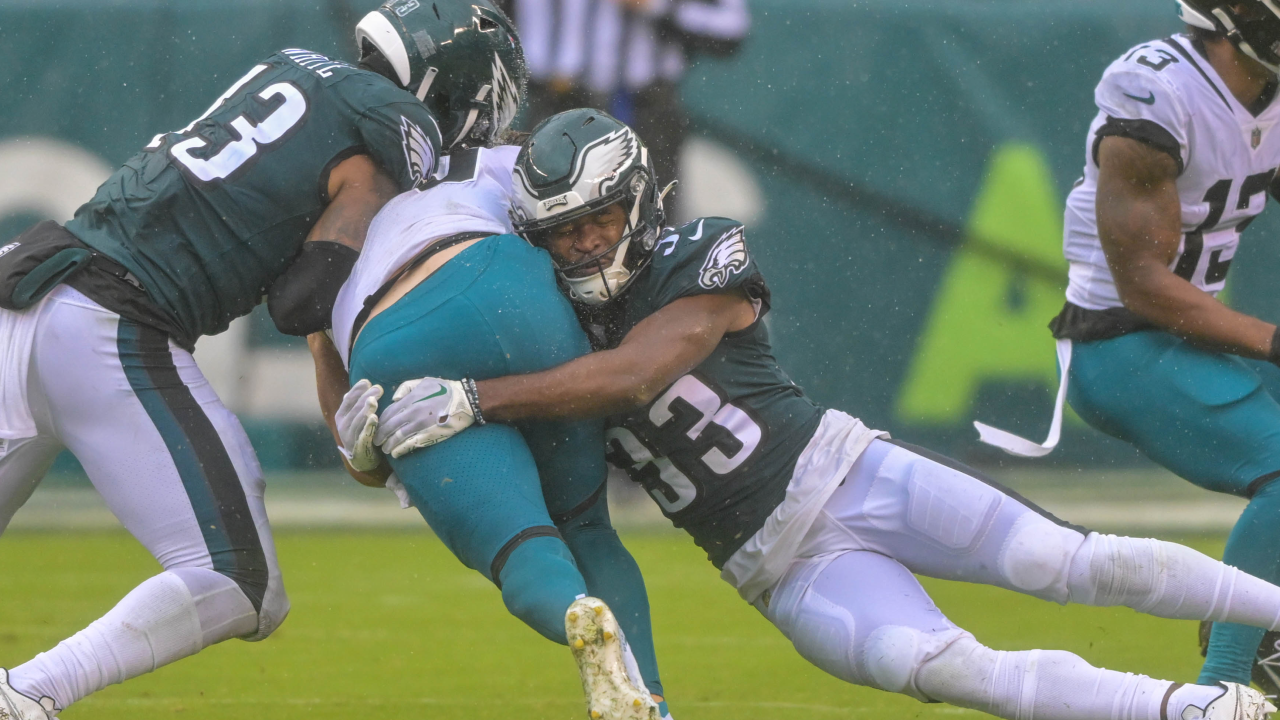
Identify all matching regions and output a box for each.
[500,0,749,216]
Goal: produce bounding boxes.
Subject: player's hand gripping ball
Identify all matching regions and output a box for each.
[336,379,384,472]
[376,377,480,458]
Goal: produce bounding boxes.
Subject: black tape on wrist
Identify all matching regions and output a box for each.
[1270,326,1280,367]
[462,378,486,425]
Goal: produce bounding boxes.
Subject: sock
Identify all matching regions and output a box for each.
[917,636,1190,720]
[9,572,204,710]
[1200,482,1280,685]
[497,536,588,644]
[1067,533,1280,631]
[657,699,671,717]
[560,502,665,699]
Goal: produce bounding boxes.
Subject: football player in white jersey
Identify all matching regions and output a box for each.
[310,144,669,720]
[983,0,1280,697]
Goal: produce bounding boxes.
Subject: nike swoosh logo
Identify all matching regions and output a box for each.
[414,385,448,404]
[1123,91,1156,105]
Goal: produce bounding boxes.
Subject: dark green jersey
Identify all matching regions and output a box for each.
[65,49,443,343]
[596,218,825,568]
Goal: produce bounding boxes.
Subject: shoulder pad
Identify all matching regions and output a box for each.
[643,218,758,307]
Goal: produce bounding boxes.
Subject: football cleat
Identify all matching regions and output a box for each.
[566,597,659,720]
[0,669,57,720]
[1194,682,1276,719]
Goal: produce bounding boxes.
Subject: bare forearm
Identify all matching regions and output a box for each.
[474,293,751,423]
[476,353,660,422]
[309,332,348,442]
[308,332,390,487]
[1119,267,1275,358]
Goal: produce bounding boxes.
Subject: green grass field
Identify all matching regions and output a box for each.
[0,529,1226,719]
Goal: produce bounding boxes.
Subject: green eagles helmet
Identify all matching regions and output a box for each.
[355,0,527,149]
[511,109,666,305]
[1179,0,1280,73]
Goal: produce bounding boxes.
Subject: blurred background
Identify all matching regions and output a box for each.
[2,0,1275,533]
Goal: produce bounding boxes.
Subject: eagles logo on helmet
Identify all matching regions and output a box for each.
[354,0,528,149]
[1178,0,1280,73]
[511,109,671,305]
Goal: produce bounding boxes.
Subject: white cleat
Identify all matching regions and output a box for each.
[566,597,659,720]
[0,669,57,720]
[1196,682,1277,720]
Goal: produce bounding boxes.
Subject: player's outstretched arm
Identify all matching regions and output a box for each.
[369,290,757,456]
[1097,135,1277,359]
[480,291,756,421]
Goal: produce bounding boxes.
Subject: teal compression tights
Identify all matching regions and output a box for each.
[388,422,586,644]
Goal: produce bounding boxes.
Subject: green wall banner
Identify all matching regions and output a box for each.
[5,0,1280,468]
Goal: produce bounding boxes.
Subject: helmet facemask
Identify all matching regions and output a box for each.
[512,109,667,305]
[542,173,662,305]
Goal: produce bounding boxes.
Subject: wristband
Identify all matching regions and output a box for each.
[1270,326,1280,367]
[462,378,486,425]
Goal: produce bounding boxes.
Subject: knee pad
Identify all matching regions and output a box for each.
[780,583,967,703]
[169,566,286,643]
[1066,533,1164,609]
[860,625,971,701]
[997,515,1086,603]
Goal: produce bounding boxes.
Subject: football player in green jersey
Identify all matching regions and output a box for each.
[347,109,1280,720]
[0,2,522,717]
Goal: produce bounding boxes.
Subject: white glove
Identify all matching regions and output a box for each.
[374,377,481,458]
[336,379,384,472]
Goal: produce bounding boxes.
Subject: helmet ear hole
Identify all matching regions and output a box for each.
[357,44,400,86]
[478,15,499,31]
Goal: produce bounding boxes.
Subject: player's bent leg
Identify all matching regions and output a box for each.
[497,535,587,642]
[819,439,1280,631]
[388,422,588,643]
[760,550,1274,720]
[7,302,287,711]
[389,429,657,718]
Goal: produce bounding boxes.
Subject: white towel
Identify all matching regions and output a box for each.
[973,338,1073,457]
[0,304,41,440]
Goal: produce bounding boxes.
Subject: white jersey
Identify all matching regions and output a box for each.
[332,144,520,366]
[1064,34,1280,310]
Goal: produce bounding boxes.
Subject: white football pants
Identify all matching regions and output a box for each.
[757,439,1280,719]
[0,287,288,711]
